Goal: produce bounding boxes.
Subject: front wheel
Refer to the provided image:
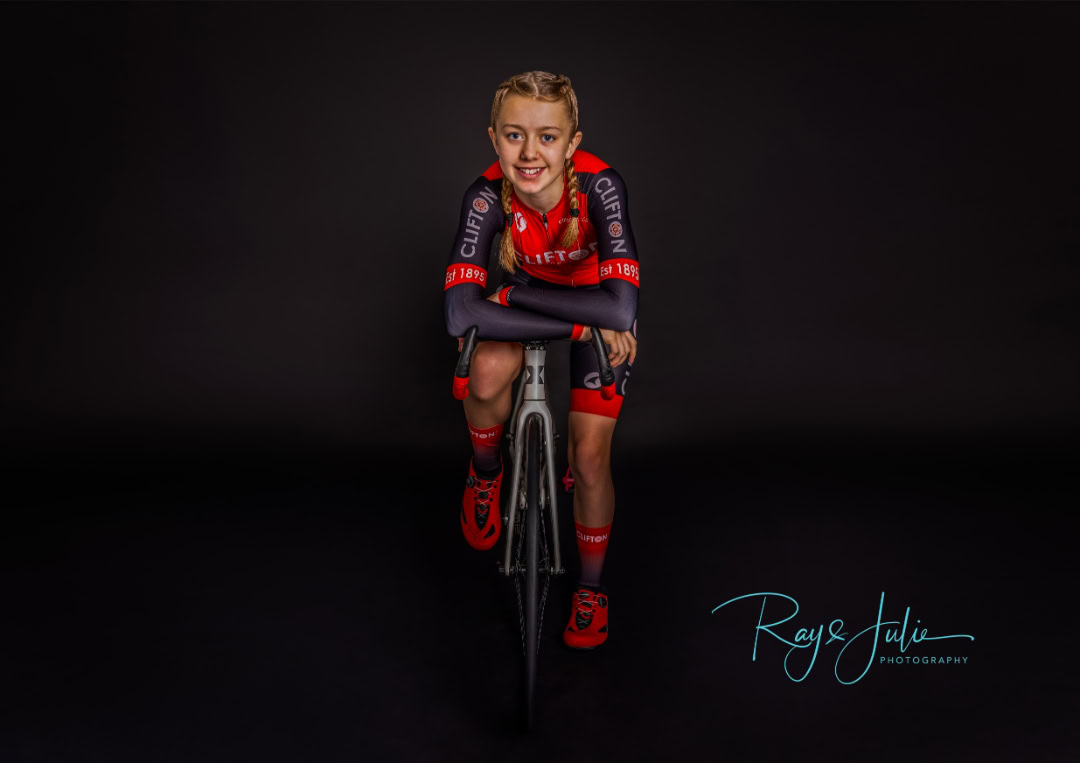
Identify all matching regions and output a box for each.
[522,415,541,730]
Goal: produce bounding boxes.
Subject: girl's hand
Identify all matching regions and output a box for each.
[577,327,637,368]
[601,328,637,368]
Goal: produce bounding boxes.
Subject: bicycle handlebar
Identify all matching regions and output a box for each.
[451,325,617,400]
[452,326,480,400]
[590,329,617,400]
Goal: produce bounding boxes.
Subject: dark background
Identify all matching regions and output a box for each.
[2,2,1077,761]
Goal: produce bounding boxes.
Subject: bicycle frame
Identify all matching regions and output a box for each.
[503,341,563,578]
[451,324,616,731]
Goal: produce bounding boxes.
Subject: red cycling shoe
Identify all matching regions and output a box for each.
[461,459,502,551]
[563,585,609,649]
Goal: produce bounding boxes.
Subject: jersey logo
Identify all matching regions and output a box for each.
[444,264,487,290]
[599,258,640,287]
[472,198,489,213]
[608,222,623,238]
[515,212,527,232]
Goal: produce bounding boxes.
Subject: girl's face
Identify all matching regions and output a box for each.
[488,94,582,208]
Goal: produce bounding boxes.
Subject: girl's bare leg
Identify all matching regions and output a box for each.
[461,341,524,427]
[567,411,617,529]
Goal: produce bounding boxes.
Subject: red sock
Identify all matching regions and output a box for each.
[467,421,503,476]
[575,521,612,588]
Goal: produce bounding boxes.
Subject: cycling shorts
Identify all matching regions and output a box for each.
[567,316,636,420]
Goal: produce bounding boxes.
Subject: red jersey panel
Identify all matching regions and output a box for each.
[482,150,617,287]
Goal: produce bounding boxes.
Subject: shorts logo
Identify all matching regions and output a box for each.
[515,212,527,232]
[585,370,628,394]
[472,198,489,213]
[608,222,623,238]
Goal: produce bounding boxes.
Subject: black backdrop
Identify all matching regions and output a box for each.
[3,3,1078,761]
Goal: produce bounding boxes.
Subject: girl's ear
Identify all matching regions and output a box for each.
[566,130,583,159]
[488,127,499,153]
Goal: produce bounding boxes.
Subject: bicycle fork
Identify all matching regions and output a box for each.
[502,343,563,578]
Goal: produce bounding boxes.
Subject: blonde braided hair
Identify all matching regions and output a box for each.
[490,71,581,273]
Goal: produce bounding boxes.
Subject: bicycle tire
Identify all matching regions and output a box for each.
[523,414,541,731]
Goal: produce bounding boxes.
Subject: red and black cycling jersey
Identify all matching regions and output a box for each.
[444,150,640,341]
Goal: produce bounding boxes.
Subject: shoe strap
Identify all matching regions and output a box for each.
[575,589,596,614]
[469,473,500,516]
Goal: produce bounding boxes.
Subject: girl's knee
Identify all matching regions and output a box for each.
[468,342,522,401]
[568,437,611,487]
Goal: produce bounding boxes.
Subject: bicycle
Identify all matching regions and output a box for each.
[452,324,616,731]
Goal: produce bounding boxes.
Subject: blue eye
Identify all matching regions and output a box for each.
[541,135,555,143]
[507,132,521,140]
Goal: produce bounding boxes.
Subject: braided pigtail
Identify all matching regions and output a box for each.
[559,158,581,250]
[499,178,517,273]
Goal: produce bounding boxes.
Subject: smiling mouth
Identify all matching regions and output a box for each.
[515,166,544,179]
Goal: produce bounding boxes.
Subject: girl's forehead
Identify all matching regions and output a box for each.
[498,94,569,128]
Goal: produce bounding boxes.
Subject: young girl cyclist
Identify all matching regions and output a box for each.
[443,71,640,650]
